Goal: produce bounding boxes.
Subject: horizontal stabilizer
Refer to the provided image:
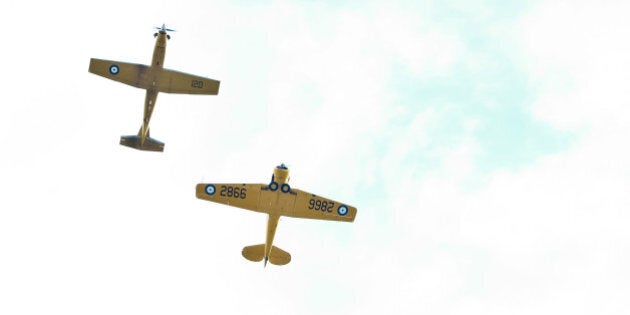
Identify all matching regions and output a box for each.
[242,244,291,265]
[242,244,265,262]
[120,135,164,152]
[268,246,291,265]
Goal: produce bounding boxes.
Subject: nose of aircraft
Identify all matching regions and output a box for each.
[273,165,290,184]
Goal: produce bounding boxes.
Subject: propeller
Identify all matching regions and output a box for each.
[154,23,176,33]
[154,24,175,39]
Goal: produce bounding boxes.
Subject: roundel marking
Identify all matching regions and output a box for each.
[109,64,120,75]
[337,205,349,216]
[205,184,216,195]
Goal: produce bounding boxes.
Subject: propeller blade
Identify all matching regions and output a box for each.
[154,26,176,32]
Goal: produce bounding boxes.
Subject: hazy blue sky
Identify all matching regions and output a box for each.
[1,1,629,314]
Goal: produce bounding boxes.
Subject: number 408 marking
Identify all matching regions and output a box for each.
[191,80,204,88]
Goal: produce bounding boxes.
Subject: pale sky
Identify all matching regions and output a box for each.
[1,1,630,314]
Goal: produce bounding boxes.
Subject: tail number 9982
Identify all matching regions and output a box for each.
[220,185,247,199]
[308,198,334,212]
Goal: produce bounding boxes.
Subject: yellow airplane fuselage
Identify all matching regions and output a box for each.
[139,32,167,144]
[262,165,291,266]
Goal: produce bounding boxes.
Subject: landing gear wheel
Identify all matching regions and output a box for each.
[269,182,279,191]
[281,183,291,193]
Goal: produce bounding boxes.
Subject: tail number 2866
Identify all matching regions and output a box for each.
[220,185,246,199]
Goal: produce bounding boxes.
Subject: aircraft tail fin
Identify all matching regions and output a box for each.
[242,244,291,266]
[120,135,164,152]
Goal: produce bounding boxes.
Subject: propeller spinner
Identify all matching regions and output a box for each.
[154,24,175,38]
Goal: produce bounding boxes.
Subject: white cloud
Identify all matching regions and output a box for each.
[520,0,630,131]
[373,5,462,76]
[354,2,630,313]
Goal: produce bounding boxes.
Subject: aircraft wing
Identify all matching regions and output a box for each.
[196,183,357,222]
[195,183,263,212]
[88,58,151,89]
[156,69,220,95]
[287,188,357,222]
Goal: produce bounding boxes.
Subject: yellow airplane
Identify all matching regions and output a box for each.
[88,24,220,152]
[196,164,357,266]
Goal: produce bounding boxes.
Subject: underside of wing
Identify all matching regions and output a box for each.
[88,58,151,89]
[195,183,264,212]
[287,188,357,222]
[157,69,220,94]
